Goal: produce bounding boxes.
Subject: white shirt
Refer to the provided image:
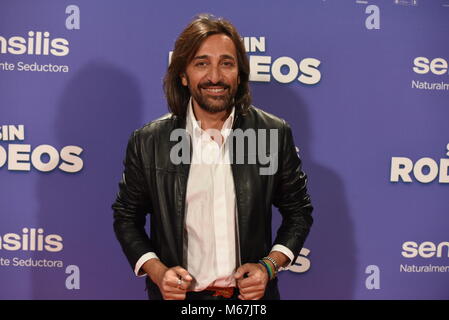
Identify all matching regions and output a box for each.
[134,99,294,290]
[184,99,237,290]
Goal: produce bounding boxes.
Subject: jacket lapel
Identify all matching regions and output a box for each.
[173,116,191,267]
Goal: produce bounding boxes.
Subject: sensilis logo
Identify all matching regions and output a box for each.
[0,228,63,252]
[0,31,69,57]
[0,5,80,74]
[411,56,449,91]
[400,241,449,273]
[413,57,448,75]
[402,241,449,258]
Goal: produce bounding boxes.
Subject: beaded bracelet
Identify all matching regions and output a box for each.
[258,259,275,280]
[262,256,279,273]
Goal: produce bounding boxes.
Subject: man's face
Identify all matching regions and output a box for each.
[181,34,239,114]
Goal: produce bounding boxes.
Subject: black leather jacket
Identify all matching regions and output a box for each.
[112,105,313,299]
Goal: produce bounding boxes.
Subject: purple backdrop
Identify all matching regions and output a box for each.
[1,0,448,299]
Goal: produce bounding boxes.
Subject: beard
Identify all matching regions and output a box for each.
[189,80,237,114]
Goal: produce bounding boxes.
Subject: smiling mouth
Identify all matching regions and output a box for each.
[204,87,226,93]
[201,86,229,97]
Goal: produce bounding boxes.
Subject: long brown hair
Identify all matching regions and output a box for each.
[163,14,251,119]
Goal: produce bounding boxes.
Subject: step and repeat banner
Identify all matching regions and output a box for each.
[1,0,448,299]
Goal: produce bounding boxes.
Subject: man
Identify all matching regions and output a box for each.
[112,14,313,300]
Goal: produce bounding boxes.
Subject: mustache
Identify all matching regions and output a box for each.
[199,81,230,89]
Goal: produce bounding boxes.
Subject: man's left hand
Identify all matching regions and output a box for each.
[234,263,269,300]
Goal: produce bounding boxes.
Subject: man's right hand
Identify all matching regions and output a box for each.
[142,259,193,300]
[157,266,193,300]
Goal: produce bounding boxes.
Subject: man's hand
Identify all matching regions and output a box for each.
[142,259,193,300]
[157,266,193,300]
[234,263,269,300]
